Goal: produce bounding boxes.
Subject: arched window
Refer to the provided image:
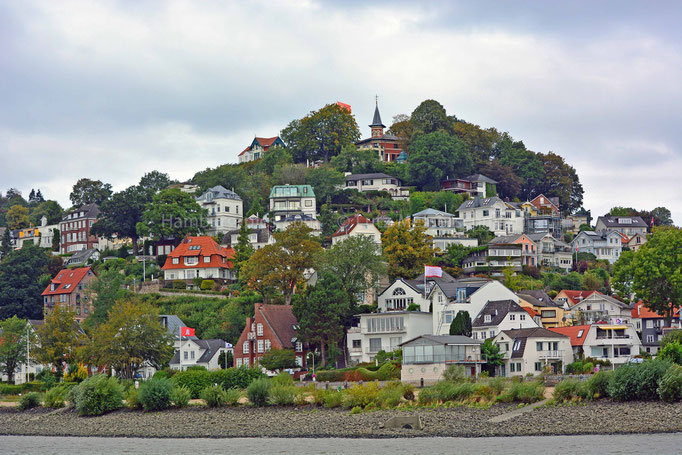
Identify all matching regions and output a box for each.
[393,288,406,296]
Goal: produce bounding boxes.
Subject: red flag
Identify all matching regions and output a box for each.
[181,327,195,337]
[651,217,655,227]
[424,265,443,278]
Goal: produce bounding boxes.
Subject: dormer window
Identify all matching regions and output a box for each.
[484,315,491,323]
[172,258,179,265]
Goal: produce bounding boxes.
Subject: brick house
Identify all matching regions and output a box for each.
[161,236,235,283]
[41,267,96,322]
[233,303,308,371]
[355,102,405,163]
[59,203,100,254]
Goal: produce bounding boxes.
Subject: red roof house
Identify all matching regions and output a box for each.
[41,267,96,322]
[331,214,381,245]
[548,325,590,348]
[555,290,598,307]
[162,236,235,283]
[238,136,286,163]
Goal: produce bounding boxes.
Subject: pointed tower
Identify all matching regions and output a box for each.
[369,97,386,138]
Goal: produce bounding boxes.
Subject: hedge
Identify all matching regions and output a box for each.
[172,367,265,398]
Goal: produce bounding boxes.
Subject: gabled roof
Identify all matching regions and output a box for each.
[239,136,284,156]
[473,300,528,328]
[464,174,498,184]
[41,267,94,296]
[630,301,681,319]
[332,214,375,237]
[65,249,99,266]
[197,185,242,201]
[412,208,455,218]
[548,325,590,347]
[517,290,560,308]
[529,194,560,212]
[63,203,100,220]
[458,196,504,211]
[597,215,648,228]
[345,173,399,181]
[162,236,234,270]
[159,315,195,340]
[557,290,597,306]
[489,234,529,245]
[196,339,227,363]
[502,327,569,357]
[257,304,299,349]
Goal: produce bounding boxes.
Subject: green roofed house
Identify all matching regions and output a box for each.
[268,184,320,232]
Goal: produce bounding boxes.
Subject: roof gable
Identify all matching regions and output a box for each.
[257,304,299,349]
[42,267,94,296]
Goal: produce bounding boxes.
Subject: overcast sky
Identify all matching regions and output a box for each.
[1,0,680,223]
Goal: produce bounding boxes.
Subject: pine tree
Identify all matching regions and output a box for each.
[233,218,254,278]
[0,228,11,259]
[35,189,44,202]
[28,189,36,202]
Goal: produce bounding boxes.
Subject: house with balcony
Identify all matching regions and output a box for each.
[400,335,483,384]
[630,301,681,355]
[493,328,573,377]
[528,233,573,271]
[441,174,497,198]
[269,184,319,232]
[521,194,563,236]
[234,303,308,370]
[412,208,474,251]
[472,299,539,342]
[331,214,381,246]
[238,136,286,163]
[595,215,648,237]
[457,197,524,237]
[566,291,633,325]
[564,213,589,235]
[161,236,235,283]
[550,323,641,366]
[343,173,409,200]
[517,291,567,328]
[462,240,522,276]
[41,267,96,323]
[571,230,622,263]
[13,216,58,250]
[196,186,243,234]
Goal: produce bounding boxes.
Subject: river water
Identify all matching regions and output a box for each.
[1,434,680,455]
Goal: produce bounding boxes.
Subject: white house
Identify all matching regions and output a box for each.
[550,323,642,367]
[493,328,573,377]
[595,215,648,237]
[567,292,633,325]
[343,173,409,200]
[170,338,231,371]
[571,230,622,264]
[238,136,285,163]
[196,186,243,234]
[13,216,58,250]
[471,299,539,342]
[412,208,461,238]
[269,184,318,231]
[456,197,524,236]
[331,214,381,246]
[400,335,483,384]
[161,236,235,282]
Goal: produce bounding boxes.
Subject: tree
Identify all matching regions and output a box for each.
[387,114,413,151]
[408,132,472,191]
[217,350,234,370]
[88,299,173,379]
[382,219,434,279]
[493,134,545,200]
[92,186,147,254]
[0,227,11,259]
[29,200,64,226]
[444,243,471,268]
[410,100,450,135]
[51,228,60,252]
[321,235,386,311]
[305,165,345,204]
[479,159,523,199]
[614,227,682,326]
[280,103,361,163]
[34,306,87,376]
[69,178,113,207]
[256,146,293,175]
[330,145,385,174]
[535,152,584,213]
[449,311,472,337]
[0,316,30,383]
[138,171,172,198]
[0,243,50,319]
[233,219,255,279]
[258,348,297,372]
[292,271,348,366]
[466,226,495,245]
[241,223,323,305]
[85,269,128,328]
[452,121,497,169]
[651,207,673,226]
[6,205,29,230]
[481,338,504,376]
[136,188,208,240]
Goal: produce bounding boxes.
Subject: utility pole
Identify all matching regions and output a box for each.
[26,323,30,384]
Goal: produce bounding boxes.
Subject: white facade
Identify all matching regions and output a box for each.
[494,330,573,377]
[581,324,641,366]
[472,307,539,341]
[457,197,524,236]
[331,218,382,246]
[14,216,59,249]
[432,237,478,252]
[571,230,622,264]
[170,338,231,371]
[568,292,632,325]
[378,279,428,312]
[344,173,409,200]
[196,186,243,234]
[412,209,461,238]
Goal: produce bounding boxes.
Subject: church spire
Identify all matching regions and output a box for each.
[369,95,386,128]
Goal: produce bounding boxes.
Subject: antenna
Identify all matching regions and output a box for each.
[375,94,378,106]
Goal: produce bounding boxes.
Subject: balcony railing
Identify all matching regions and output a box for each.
[538,350,564,359]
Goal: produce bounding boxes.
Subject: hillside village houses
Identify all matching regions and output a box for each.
[456,196,524,236]
[59,203,101,254]
[571,229,622,263]
[12,216,58,250]
[630,301,681,355]
[224,215,275,250]
[355,102,407,163]
[343,173,410,200]
[550,323,642,367]
[268,184,320,232]
[41,266,96,323]
[412,208,477,251]
[517,291,567,328]
[237,136,286,164]
[493,328,573,377]
[161,236,235,283]
[471,299,539,341]
[331,213,382,245]
[400,335,484,384]
[441,174,498,198]
[196,185,243,234]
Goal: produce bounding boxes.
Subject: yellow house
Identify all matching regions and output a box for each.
[521,202,537,216]
[517,291,568,328]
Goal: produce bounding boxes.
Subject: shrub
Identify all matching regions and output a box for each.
[269,385,295,406]
[322,390,344,408]
[22,381,45,392]
[376,383,404,408]
[608,364,640,401]
[247,378,271,407]
[582,362,595,374]
[153,371,169,380]
[0,384,22,395]
[186,365,207,371]
[172,370,211,398]
[637,359,672,401]
[658,342,682,365]
[376,362,400,381]
[200,280,215,291]
[37,372,57,391]
[170,385,191,408]
[553,379,590,402]
[658,364,682,402]
[64,364,88,383]
[343,382,380,409]
[488,377,508,395]
[442,365,466,383]
[432,381,476,402]
[350,405,362,414]
[402,383,415,401]
[317,370,346,382]
[473,384,495,401]
[211,367,265,390]
[138,378,174,411]
[497,381,545,403]
[173,280,187,289]
[44,385,69,408]
[125,387,141,409]
[587,370,611,399]
[19,392,41,410]
[201,384,228,407]
[271,372,295,387]
[224,388,243,406]
[70,374,124,416]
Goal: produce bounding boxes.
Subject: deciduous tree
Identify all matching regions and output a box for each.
[92,186,147,254]
[136,188,208,241]
[34,306,87,376]
[382,219,434,279]
[29,200,64,226]
[0,243,50,319]
[233,219,255,279]
[408,132,472,191]
[258,348,297,372]
[6,205,29,230]
[0,316,30,382]
[410,100,450,135]
[69,178,113,207]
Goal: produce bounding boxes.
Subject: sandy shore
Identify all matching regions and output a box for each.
[0,401,681,439]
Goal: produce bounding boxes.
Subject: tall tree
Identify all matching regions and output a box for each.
[452,121,498,169]
[0,316,30,383]
[232,219,255,279]
[241,222,323,304]
[410,100,451,135]
[381,219,434,279]
[305,165,345,205]
[138,171,172,198]
[449,311,472,337]
[0,227,11,258]
[69,178,113,207]
[136,188,208,241]
[29,200,64,226]
[34,306,87,376]
[292,271,348,366]
[408,132,473,191]
[88,299,173,379]
[493,134,545,200]
[0,243,50,319]
[615,227,682,326]
[92,186,146,254]
[6,205,29,230]
[280,103,361,163]
[256,146,293,175]
[535,152,584,213]
[85,269,128,328]
[479,159,523,199]
[330,145,385,174]
[387,114,413,151]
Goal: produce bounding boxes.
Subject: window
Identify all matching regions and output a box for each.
[191,351,195,360]
[305,200,313,207]
[243,342,249,354]
[184,351,188,360]
[535,362,542,372]
[510,363,515,372]
[188,245,200,250]
[520,314,526,321]
[646,335,654,343]
[257,323,263,336]
[257,340,264,353]
[264,340,271,352]
[352,340,361,349]
[513,340,521,351]
[172,257,179,264]
[243,358,249,366]
[510,314,515,321]
[185,257,198,266]
[484,315,491,323]
[483,210,489,217]
[369,338,382,352]
[489,330,495,338]
[296,341,303,352]
[203,256,210,263]
[536,342,543,351]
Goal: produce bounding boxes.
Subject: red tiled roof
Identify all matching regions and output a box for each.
[41,267,94,296]
[558,290,598,306]
[631,301,680,319]
[332,214,373,237]
[522,306,539,318]
[162,236,234,270]
[238,137,280,156]
[548,325,590,347]
[257,303,299,349]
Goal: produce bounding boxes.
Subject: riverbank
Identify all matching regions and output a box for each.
[1,401,681,438]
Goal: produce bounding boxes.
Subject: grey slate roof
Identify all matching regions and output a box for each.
[400,334,482,347]
[489,234,525,245]
[345,173,399,181]
[412,208,455,218]
[369,104,385,128]
[196,339,227,363]
[517,290,559,307]
[473,300,527,328]
[502,327,569,358]
[160,315,195,340]
[198,185,242,201]
[66,249,98,266]
[597,215,648,228]
[458,196,504,211]
[64,203,100,220]
[464,174,498,184]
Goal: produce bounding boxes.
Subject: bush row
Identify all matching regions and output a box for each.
[170,367,265,398]
[314,363,401,382]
